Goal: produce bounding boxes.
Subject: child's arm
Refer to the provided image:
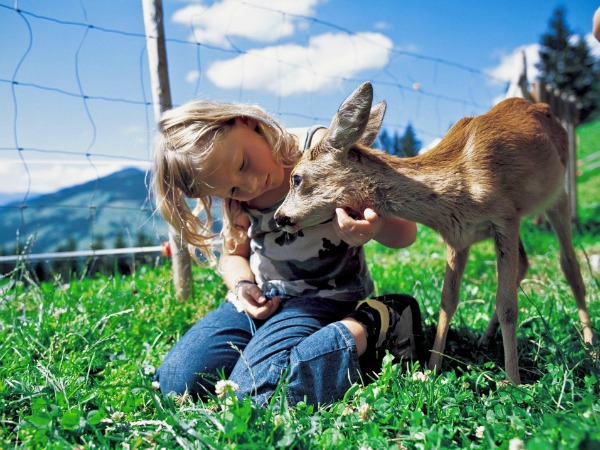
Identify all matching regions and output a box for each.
[333,207,417,249]
[219,214,281,319]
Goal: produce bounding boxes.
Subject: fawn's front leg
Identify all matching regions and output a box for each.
[493,220,522,384]
[429,245,470,373]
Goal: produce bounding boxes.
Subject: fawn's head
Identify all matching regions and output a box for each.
[274,82,386,233]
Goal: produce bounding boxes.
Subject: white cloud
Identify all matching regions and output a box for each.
[585,33,600,58]
[486,33,600,104]
[172,0,320,47]
[205,32,393,95]
[186,70,200,83]
[486,43,541,85]
[488,33,600,85]
[0,160,150,194]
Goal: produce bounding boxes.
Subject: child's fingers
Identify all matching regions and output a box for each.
[336,208,361,231]
[239,283,267,305]
[247,296,281,320]
[363,208,379,223]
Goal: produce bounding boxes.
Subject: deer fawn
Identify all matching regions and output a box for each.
[274,82,594,384]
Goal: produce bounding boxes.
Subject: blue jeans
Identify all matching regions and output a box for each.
[154,296,361,406]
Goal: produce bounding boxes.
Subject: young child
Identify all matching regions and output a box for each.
[152,98,423,406]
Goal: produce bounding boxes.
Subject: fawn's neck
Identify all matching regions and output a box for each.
[374,151,468,234]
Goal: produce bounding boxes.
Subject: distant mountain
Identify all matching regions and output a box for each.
[0,168,170,255]
[0,193,41,206]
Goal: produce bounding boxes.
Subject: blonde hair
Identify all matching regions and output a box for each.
[152,100,300,265]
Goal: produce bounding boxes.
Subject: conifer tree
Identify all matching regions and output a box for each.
[537,7,600,122]
[377,124,422,157]
[400,123,421,157]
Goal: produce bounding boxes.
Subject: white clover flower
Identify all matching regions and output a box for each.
[52,307,67,319]
[215,380,240,399]
[151,380,160,390]
[475,425,485,439]
[358,446,373,450]
[412,371,430,382]
[143,362,156,376]
[273,414,285,427]
[358,403,372,421]
[110,411,125,421]
[342,405,355,416]
[509,438,525,450]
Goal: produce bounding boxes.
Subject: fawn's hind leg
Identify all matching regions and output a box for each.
[479,237,529,347]
[493,219,523,384]
[545,191,594,347]
[429,246,470,373]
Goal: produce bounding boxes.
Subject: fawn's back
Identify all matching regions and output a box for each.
[409,97,568,220]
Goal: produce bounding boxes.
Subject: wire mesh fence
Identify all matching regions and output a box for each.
[0,1,510,279]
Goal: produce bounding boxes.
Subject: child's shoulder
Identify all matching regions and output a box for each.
[287,126,327,151]
[287,127,311,149]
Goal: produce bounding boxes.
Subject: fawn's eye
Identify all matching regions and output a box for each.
[292,174,302,188]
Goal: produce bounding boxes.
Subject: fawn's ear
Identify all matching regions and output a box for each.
[325,82,374,152]
[359,100,386,147]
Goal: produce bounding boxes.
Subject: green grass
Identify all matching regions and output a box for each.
[576,118,600,230]
[1,122,599,448]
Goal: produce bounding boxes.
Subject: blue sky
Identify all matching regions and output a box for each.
[1,0,599,195]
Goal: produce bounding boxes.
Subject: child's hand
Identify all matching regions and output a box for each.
[236,282,281,320]
[334,207,382,247]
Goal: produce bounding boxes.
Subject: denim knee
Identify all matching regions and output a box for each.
[229,318,361,407]
[155,301,254,398]
[285,322,361,406]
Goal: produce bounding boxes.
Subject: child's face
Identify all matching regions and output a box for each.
[201,117,286,205]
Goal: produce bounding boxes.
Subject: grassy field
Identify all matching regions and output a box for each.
[1,123,599,448]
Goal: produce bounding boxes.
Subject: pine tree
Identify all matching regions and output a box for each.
[114,231,126,249]
[376,128,392,153]
[537,7,600,122]
[91,235,105,251]
[136,231,154,247]
[400,123,421,157]
[377,125,422,157]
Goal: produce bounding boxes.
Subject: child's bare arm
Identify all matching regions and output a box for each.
[334,207,417,248]
[219,214,281,319]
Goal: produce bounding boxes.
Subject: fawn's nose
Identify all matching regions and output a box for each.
[274,214,294,229]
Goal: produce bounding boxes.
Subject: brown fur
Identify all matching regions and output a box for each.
[275,82,593,384]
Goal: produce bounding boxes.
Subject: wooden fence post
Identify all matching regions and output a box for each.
[564,95,579,222]
[529,79,579,223]
[142,0,192,300]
